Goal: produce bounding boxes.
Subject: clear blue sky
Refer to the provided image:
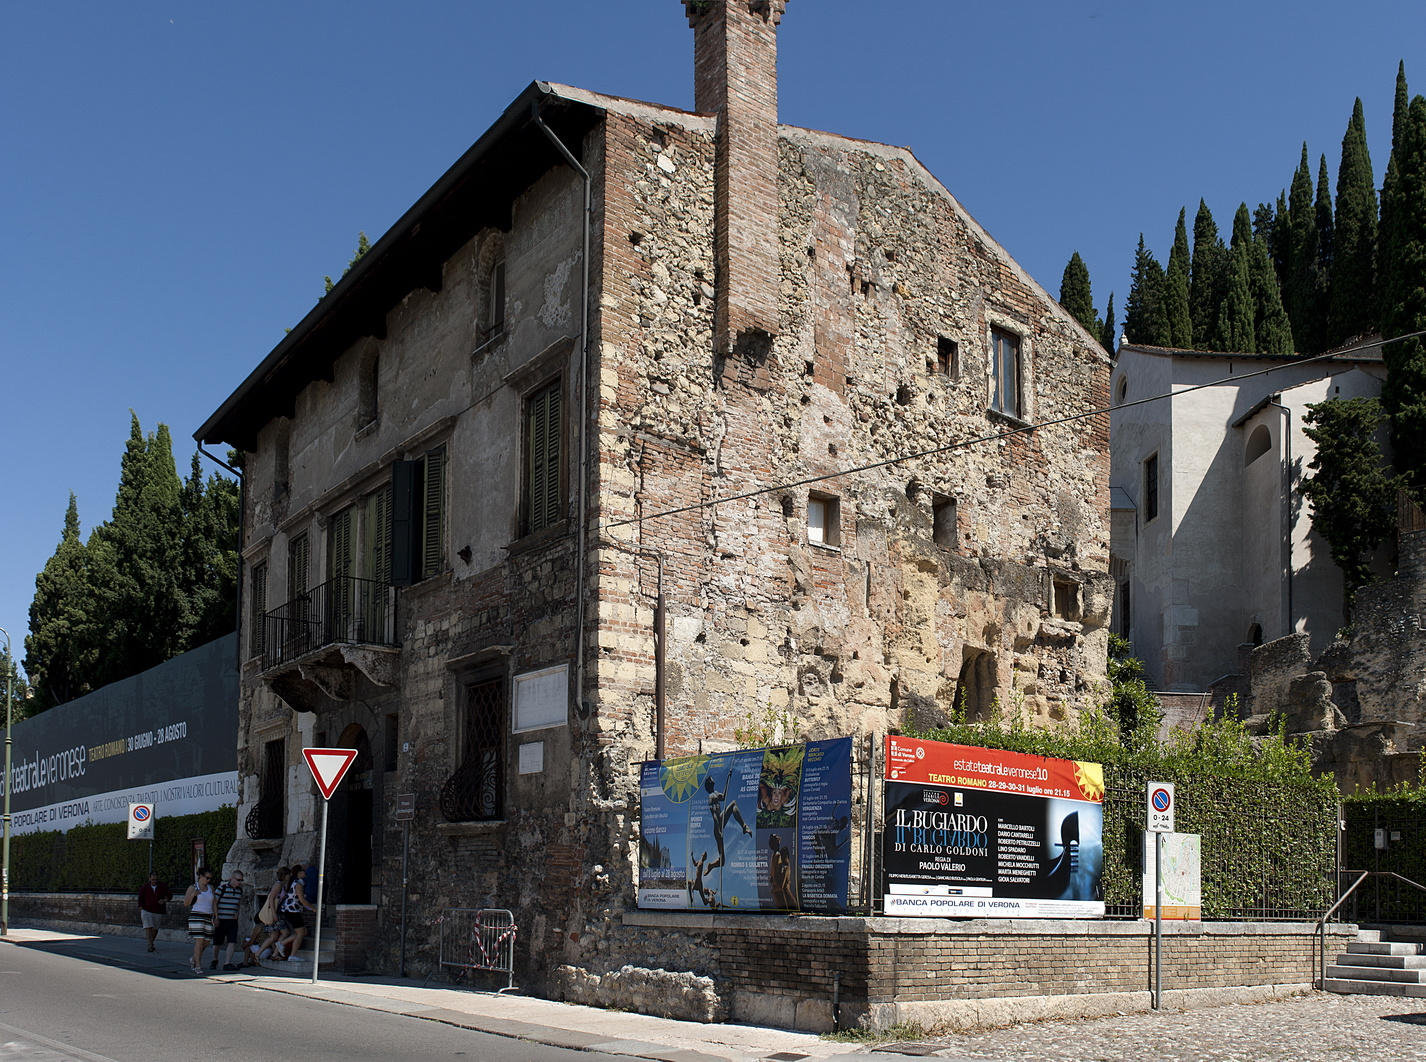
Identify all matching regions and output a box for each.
[2,1,1419,670]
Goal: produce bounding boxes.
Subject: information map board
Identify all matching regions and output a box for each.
[883,736,1105,918]
[638,737,853,913]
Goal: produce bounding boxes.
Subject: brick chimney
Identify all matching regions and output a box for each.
[685,0,784,357]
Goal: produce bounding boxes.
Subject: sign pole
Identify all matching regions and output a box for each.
[312,797,328,985]
[399,818,410,978]
[1154,831,1163,1009]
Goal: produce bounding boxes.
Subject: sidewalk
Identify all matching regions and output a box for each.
[0,927,915,1062]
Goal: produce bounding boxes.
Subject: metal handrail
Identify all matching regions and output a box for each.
[1316,870,1426,987]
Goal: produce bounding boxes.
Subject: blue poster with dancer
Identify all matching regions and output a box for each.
[637,737,853,913]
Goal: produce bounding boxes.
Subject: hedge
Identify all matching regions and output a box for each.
[7,807,236,893]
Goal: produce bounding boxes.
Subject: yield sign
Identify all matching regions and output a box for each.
[304,747,359,800]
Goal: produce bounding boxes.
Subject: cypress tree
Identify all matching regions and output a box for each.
[1100,292,1116,354]
[1380,94,1426,493]
[1059,252,1100,337]
[1218,207,1257,352]
[1301,397,1401,604]
[178,452,241,649]
[1286,144,1324,354]
[1328,98,1379,347]
[1164,209,1193,347]
[1251,229,1294,355]
[1190,202,1227,348]
[22,494,92,712]
[1379,63,1410,329]
[1273,190,1292,288]
[1124,235,1169,346]
[1316,153,1335,278]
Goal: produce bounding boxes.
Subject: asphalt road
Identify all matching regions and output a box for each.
[0,939,623,1062]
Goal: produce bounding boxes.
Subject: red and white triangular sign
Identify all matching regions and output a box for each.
[303,747,358,800]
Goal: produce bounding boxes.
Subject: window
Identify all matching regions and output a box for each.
[525,381,563,535]
[383,713,399,772]
[934,336,958,377]
[249,561,268,658]
[1245,424,1272,465]
[932,495,957,550]
[1119,581,1131,638]
[439,678,505,822]
[329,507,355,638]
[954,650,997,721]
[807,493,840,546]
[364,484,393,586]
[391,448,446,585]
[487,259,506,339]
[514,665,567,732]
[1053,579,1079,620]
[288,533,309,601]
[273,422,290,499]
[356,348,379,429]
[990,327,1022,417]
[1143,453,1159,523]
[1116,376,1128,406]
[244,737,286,839]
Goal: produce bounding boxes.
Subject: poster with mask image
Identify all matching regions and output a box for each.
[882,736,1105,918]
[637,738,853,912]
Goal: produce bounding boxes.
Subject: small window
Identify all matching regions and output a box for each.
[1053,579,1079,619]
[807,493,840,547]
[356,348,379,429]
[1119,580,1131,638]
[487,259,506,339]
[932,495,957,550]
[990,328,1022,418]
[934,336,958,377]
[525,381,563,535]
[383,713,399,772]
[1116,375,1128,406]
[955,650,997,722]
[1143,453,1159,524]
[440,678,505,822]
[273,422,290,499]
[1245,424,1272,465]
[249,561,268,659]
[514,665,568,733]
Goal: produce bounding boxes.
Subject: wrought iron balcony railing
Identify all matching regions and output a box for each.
[261,576,398,672]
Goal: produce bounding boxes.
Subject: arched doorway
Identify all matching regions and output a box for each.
[326,723,374,905]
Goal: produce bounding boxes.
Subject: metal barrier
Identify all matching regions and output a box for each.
[425,908,517,992]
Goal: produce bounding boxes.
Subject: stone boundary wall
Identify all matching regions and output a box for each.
[619,911,1357,1031]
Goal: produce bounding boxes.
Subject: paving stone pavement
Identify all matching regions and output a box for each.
[914,992,1426,1062]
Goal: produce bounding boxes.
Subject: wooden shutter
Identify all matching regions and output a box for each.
[250,562,267,656]
[329,508,354,579]
[365,485,393,586]
[288,533,309,598]
[390,461,417,587]
[526,383,561,534]
[420,448,445,579]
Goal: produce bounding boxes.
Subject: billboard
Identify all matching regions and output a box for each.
[638,737,854,913]
[5,634,238,835]
[882,735,1105,918]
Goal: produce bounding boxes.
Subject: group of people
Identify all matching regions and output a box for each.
[139,861,321,975]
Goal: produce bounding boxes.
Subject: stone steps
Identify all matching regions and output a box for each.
[1325,929,1426,996]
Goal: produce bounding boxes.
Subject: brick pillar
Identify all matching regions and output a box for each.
[333,904,379,973]
[685,0,785,356]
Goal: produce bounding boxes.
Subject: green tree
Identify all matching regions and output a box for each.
[2,652,29,722]
[1191,200,1228,348]
[1250,226,1294,355]
[22,494,92,712]
[1106,634,1162,752]
[178,453,241,649]
[1380,94,1426,493]
[1163,209,1193,347]
[1058,251,1101,336]
[84,415,187,690]
[325,231,372,294]
[1301,397,1400,604]
[1217,214,1256,353]
[1328,98,1379,347]
[1124,235,1169,345]
[1378,63,1410,335]
[1100,291,1116,354]
[1285,145,1325,354]
[1316,152,1335,280]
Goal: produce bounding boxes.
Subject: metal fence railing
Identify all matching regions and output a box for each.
[262,576,397,671]
[425,908,517,991]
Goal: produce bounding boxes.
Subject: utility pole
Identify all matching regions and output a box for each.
[1,628,14,937]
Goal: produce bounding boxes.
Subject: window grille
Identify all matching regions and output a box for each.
[439,679,505,822]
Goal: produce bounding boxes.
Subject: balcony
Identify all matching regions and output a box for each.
[260,576,400,712]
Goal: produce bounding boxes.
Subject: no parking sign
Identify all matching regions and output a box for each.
[1147,782,1174,833]
[127,802,155,840]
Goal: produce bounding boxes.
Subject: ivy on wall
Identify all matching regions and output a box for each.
[8,808,236,893]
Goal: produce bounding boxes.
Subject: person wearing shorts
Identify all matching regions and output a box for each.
[137,872,171,952]
[210,869,245,970]
[183,867,216,975]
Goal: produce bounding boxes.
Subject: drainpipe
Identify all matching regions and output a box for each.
[201,446,245,671]
[1267,397,1293,636]
[531,103,593,722]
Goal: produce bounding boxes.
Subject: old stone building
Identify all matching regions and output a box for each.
[196,1,1112,1009]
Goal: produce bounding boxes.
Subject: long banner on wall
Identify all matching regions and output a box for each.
[882,735,1105,918]
[638,737,854,913]
[5,634,238,835]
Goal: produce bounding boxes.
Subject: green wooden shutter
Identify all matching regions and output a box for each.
[330,508,354,638]
[390,461,417,587]
[250,562,267,657]
[289,533,309,598]
[527,383,561,534]
[421,448,446,579]
[366,485,393,586]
